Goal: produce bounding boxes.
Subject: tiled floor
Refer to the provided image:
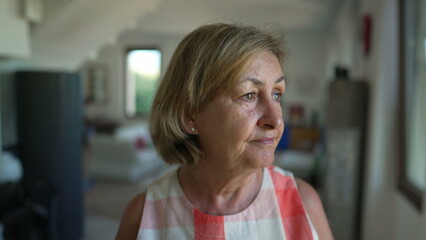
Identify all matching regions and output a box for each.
[83,166,177,239]
[84,216,120,240]
[83,180,148,239]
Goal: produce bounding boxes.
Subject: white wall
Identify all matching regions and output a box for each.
[83,31,185,122]
[284,32,328,124]
[0,0,31,59]
[361,0,398,238]
[327,0,426,239]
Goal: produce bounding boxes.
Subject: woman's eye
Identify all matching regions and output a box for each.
[273,92,282,101]
[243,92,256,101]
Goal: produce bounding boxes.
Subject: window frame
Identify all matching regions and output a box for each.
[397,0,424,211]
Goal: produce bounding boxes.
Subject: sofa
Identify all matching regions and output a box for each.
[87,123,174,183]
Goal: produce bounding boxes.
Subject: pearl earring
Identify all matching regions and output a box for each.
[191,127,196,132]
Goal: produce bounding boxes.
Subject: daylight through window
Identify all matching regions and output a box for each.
[126,49,161,117]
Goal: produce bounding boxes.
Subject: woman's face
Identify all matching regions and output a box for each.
[193,51,285,170]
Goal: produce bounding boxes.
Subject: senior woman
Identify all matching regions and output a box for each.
[116,23,333,240]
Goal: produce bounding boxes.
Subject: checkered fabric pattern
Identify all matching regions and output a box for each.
[138,165,318,240]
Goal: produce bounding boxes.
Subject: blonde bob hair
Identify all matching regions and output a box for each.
[149,23,286,166]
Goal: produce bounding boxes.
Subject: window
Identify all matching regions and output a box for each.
[398,0,425,210]
[125,49,161,117]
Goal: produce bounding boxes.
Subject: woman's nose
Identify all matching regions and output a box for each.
[257,98,283,129]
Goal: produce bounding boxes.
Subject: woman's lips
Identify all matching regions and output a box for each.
[252,137,275,144]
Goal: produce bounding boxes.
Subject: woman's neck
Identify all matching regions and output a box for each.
[178,164,263,215]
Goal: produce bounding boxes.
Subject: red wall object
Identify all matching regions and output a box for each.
[363,15,372,56]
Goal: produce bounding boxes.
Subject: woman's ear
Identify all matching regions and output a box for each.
[183,117,198,135]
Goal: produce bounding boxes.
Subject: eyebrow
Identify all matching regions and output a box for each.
[244,76,286,85]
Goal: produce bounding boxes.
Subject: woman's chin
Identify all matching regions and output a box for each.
[246,152,275,169]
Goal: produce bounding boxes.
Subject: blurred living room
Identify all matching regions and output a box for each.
[0,0,425,239]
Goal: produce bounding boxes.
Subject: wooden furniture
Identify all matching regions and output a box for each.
[289,127,320,151]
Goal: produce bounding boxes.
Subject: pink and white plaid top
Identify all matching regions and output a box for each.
[138,165,319,239]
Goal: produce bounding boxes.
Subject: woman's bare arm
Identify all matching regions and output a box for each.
[296,178,334,240]
[115,192,146,240]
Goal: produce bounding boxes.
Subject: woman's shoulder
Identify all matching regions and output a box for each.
[294,178,321,211]
[115,168,180,239]
[144,167,180,199]
[115,192,146,240]
[268,165,334,239]
[295,178,334,240]
[267,166,320,207]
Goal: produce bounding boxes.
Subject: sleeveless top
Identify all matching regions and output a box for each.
[138,165,319,240]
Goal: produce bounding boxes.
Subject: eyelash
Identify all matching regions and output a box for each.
[273,92,282,102]
[243,92,256,101]
[241,92,282,102]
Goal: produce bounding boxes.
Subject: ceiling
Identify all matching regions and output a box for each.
[134,0,343,35]
[4,0,342,69]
